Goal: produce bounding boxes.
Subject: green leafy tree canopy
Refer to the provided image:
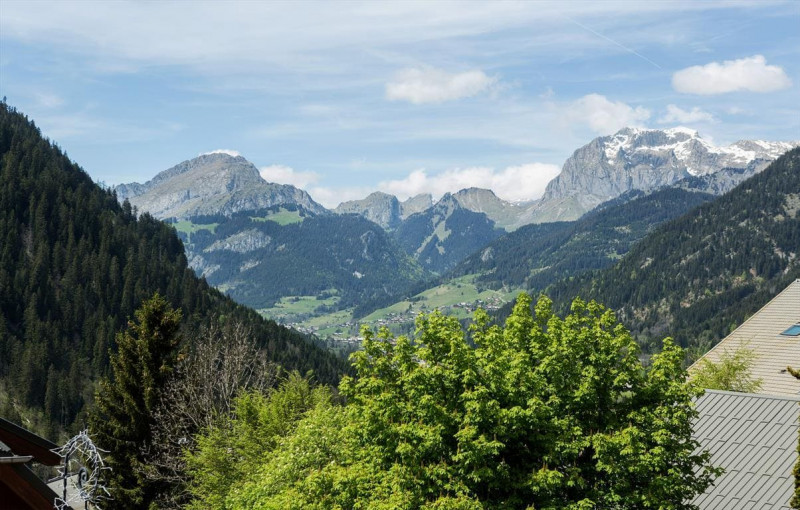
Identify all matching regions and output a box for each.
[690,346,763,393]
[188,294,720,509]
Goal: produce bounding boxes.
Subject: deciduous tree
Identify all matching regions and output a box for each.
[188,294,720,509]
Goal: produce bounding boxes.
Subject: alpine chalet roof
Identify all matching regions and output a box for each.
[692,390,799,510]
[691,279,800,396]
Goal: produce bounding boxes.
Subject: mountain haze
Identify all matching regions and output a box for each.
[335,192,402,230]
[394,193,503,274]
[181,208,426,311]
[449,187,716,293]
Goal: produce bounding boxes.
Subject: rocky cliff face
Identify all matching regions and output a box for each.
[524,127,797,223]
[335,192,402,230]
[400,194,434,218]
[452,188,525,230]
[114,153,327,219]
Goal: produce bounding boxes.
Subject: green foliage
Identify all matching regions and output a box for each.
[90,294,182,509]
[188,294,720,509]
[690,347,763,393]
[0,102,348,438]
[185,372,334,510]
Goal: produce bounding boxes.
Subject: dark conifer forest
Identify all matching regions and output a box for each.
[0,102,348,438]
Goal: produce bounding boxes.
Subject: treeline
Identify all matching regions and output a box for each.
[0,101,347,439]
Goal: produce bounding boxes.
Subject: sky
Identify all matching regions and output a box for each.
[1,1,798,208]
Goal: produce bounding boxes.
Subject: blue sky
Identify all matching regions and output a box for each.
[1,0,798,207]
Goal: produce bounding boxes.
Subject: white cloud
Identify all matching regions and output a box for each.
[298,163,561,208]
[202,149,241,157]
[308,185,374,209]
[386,67,496,104]
[565,94,650,134]
[377,163,560,203]
[672,55,792,95]
[658,104,715,124]
[259,164,320,189]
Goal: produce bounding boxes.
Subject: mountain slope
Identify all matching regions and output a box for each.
[0,103,346,437]
[116,153,327,219]
[449,187,716,292]
[394,194,503,274]
[519,127,796,224]
[451,188,526,231]
[548,147,800,352]
[178,207,426,312]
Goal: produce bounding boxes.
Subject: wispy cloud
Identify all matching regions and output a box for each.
[562,15,661,69]
[672,55,792,95]
[658,104,715,124]
[386,67,497,104]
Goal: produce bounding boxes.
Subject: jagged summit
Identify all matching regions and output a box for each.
[530,127,798,223]
[335,192,402,230]
[114,152,326,219]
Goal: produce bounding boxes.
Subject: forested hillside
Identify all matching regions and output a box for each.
[0,102,347,438]
[449,187,715,292]
[179,208,426,311]
[394,194,503,274]
[549,148,800,353]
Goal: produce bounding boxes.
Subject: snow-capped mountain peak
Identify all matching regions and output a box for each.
[536,126,798,222]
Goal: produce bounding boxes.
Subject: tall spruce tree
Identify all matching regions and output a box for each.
[90,293,182,509]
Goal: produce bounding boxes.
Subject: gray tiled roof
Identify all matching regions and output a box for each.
[692,390,799,510]
[690,279,800,396]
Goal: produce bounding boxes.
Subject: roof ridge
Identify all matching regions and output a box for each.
[703,388,800,402]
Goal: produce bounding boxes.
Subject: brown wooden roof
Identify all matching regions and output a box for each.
[0,417,61,466]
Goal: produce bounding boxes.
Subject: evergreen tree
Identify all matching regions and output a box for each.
[90,293,182,509]
[0,101,348,438]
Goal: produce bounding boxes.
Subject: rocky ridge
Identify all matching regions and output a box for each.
[525,127,798,223]
[115,152,327,219]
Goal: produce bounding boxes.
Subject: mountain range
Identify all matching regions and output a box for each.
[113,127,797,328]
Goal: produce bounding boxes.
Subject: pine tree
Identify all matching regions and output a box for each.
[90,293,182,509]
